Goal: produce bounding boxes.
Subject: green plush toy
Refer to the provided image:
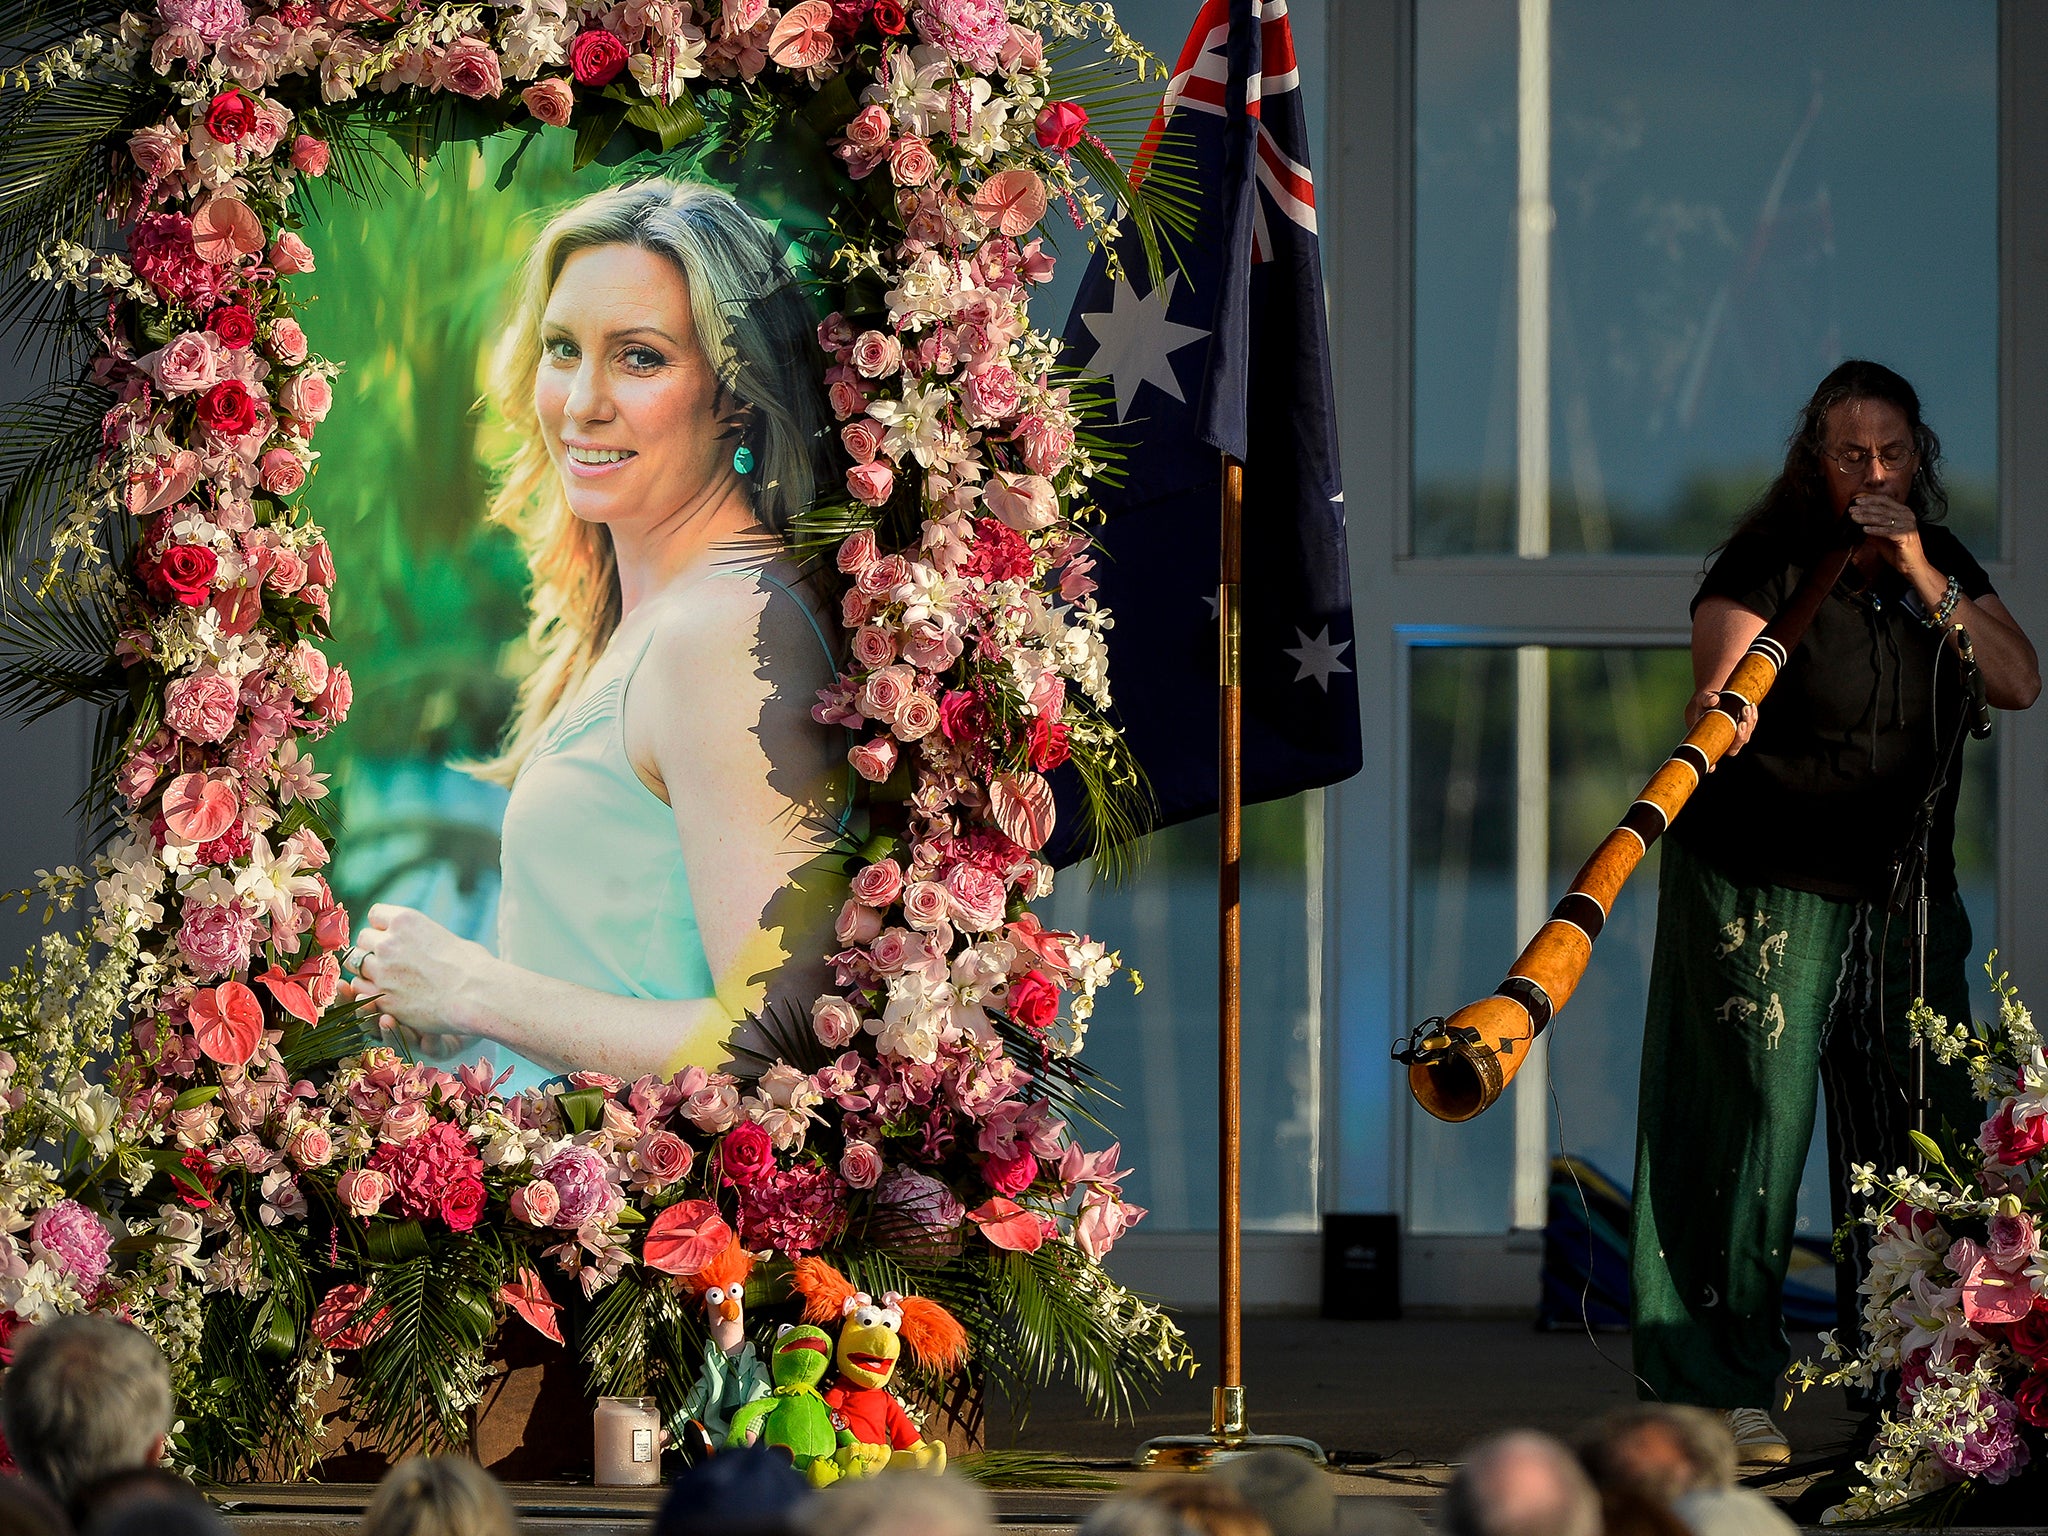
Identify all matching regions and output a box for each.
[724,1324,865,1486]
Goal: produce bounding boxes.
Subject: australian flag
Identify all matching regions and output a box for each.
[1047,0,1360,865]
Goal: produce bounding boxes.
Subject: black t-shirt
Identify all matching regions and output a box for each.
[1671,522,1994,903]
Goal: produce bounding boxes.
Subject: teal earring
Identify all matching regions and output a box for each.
[732,444,755,475]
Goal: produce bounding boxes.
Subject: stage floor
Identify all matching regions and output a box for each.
[215,1315,1875,1533]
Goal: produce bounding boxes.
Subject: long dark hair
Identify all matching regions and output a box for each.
[1715,359,1948,564]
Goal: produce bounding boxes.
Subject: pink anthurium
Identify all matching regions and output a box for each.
[189,981,264,1066]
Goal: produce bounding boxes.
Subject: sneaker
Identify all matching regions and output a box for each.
[1724,1407,1791,1467]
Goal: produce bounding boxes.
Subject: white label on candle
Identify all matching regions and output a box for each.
[633,1427,654,1463]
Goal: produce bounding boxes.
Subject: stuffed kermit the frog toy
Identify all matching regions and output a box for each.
[724,1324,868,1486]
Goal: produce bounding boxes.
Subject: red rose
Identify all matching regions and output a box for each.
[985,1149,1038,1197]
[1027,713,1070,772]
[2004,1303,2048,1365]
[1007,968,1059,1032]
[1034,102,1089,152]
[718,1120,776,1186]
[207,305,256,349]
[196,379,257,437]
[872,0,906,32]
[154,544,218,605]
[568,27,629,85]
[2017,1371,2048,1429]
[939,689,987,745]
[203,89,257,144]
[440,1174,487,1232]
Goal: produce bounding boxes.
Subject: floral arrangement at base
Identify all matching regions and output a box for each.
[1790,958,2048,1523]
[0,0,1200,1478]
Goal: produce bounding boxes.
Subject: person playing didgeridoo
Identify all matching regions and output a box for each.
[1631,359,2040,1465]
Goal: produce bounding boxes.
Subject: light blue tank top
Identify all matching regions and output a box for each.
[487,572,843,1094]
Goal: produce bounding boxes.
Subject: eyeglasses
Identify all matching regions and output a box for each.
[1823,444,1916,474]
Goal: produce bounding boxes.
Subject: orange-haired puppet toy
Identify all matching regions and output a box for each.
[676,1236,771,1448]
[790,1257,969,1472]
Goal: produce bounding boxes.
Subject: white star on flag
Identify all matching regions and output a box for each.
[1284,626,1353,690]
[1080,274,1211,422]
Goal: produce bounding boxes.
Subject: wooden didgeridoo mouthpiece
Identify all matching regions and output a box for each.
[1401,542,1853,1124]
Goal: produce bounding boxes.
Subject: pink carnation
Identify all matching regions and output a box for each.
[912,0,1010,67]
[30,1200,111,1291]
[164,672,240,743]
[177,899,257,979]
[159,0,248,41]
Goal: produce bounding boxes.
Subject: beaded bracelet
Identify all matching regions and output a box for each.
[1927,574,1962,631]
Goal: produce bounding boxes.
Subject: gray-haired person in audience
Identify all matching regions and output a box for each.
[1576,1406,1796,1536]
[0,1314,174,1518]
[803,1470,995,1536]
[1441,1432,1602,1536]
[361,1456,520,1536]
[1215,1446,1425,1536]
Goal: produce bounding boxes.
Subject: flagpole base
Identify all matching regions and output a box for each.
[1133,1388,1328,1470]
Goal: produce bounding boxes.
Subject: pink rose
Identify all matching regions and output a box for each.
[718,1120,776,1186]
[985,470,1057,530]
[266,546,307,593]
[291,135,330,175]
[435,35,504,98]
[631,1129,693,1189]
[268,230,316,274]
[902,619,962,671]
[1075,1189,1143,1260]
[1991,1210,2038,1270]
[313,904,350,951]
[521,77,574,127]
[267,317,308,366]
[847,460,894,507]
[142,331,222,395]
[960,363,1020,425]
[259,447,306,495]
[945,863,1006,933]
[509,1178,561,1226]
[998,22,1044,71]
[858,663,914,721]
[902,880,951,932]
[868,927,915,974]
[836,897,884,946]
[850,330,903,379]
[278,371,332,422]
[129,123,187,180]
[827,369,872,419]
[836,527,880,576]
[888,135,936,188]
[851,624,897,669]
[840,1139,884,1190]
[895,693,939,741]
[856,552,910,598]
[336,1167,392,1217]
[844,104,891,153]
[287,1123,335,1169]
[849,735,898,783]
[177,900,257,978]
[246,98,290,159]
[315,664,353,724]
[850,857,904,907]
[841,417,885,465]
[683,1079,741,1134]
[286,638,331,701]
[165,672,240,744]
[380,1100,431,1143]
[812,995,862,1048]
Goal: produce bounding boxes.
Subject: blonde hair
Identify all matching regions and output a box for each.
[362,1456,519,1536]
[475,178,824,785]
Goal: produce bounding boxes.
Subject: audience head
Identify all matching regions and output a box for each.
[1211,1449,1338,1536]
[1440,1432,1601,1536]
[1079,1496,1200,1536]
[1578,1406,1736,1501]
[0,1313,173,1513]
[0,1475,69,1536]
[803,1469,994,1536]
[1140,1479,1271,1536]
[74,1466,219,1536]
[657,1446,812,1536]
[360,1455,519,1536]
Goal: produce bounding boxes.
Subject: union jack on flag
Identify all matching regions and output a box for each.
[1044,0,1359,864]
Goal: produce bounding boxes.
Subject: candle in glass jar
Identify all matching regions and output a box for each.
[594,1395,663,1486]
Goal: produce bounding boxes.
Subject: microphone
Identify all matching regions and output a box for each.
[1955,625,1993,739]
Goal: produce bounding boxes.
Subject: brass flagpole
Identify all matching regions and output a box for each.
[1135,455,1325,1469]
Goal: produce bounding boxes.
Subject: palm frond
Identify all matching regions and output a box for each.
[350,1231,510,1452]
[0,573,127,721]
[954,1450,1116,1489]
[0,380,112,571]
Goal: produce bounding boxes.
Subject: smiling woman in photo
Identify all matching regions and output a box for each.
[346,178,845,1090]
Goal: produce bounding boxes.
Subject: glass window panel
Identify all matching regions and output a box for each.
[1414,1,1997,557]
[1404,645,1999,1236]
[1047,798,1324,1232]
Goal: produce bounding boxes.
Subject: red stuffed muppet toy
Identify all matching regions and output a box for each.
[790,1257,968,1472]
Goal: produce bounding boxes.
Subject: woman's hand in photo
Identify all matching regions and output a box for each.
[350,903,494,1058]
[1685,688,1757,765]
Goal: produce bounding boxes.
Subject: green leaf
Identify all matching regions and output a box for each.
[557,1085,608,1133]
[172,1085,222,1111]
[623,89,705,152]
[798,73,858,137]
[365,1218,432,1265]
[250,1295,298,1361]
[572,100,633,170]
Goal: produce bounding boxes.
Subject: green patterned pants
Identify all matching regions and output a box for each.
[1629,835,1981,1409]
